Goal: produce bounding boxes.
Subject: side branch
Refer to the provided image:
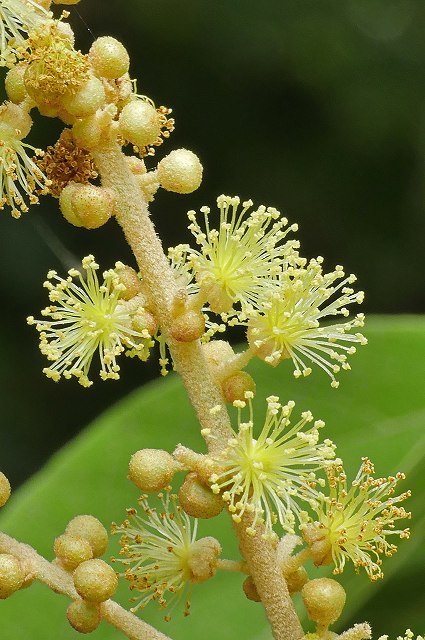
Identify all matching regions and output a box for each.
[0,533,172,640]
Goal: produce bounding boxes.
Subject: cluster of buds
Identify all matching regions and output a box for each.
[53,514,116,633]
[113,394,410,629]
[1,0,203,221]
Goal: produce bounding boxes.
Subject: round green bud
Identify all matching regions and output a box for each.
[131,308,158,337]
[36,99,60,119]
[89,37,130,80]
[286,566,308,594]
[72,109,115,149]
[0,103,32,140]
[65,515,109,558]
[67,599,101,633]
[54,534,93,571]
[0,554,24,599]
[5,65,28,104]
[59,183,114,229]
[61,75,106,118]
[73,559,117,603]
[118,100,161,148]
[157,148,203,194]
[301,577,346,626]
[128,449,175,493]
[170,309,205,342]
[179,473,224,519]
[114,264,144,301]
[0,472,11,508]
[187,536,221,584]
[242,576,261,602]
[202,340,235,369]
[222,371,256,404]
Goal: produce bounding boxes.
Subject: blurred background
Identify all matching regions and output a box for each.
[1,0,424,487]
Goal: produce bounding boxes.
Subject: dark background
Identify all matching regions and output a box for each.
[1,0,424,487]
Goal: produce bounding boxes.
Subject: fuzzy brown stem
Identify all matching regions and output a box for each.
[91,141,304,640]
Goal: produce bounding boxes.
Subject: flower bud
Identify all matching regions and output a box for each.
[170,309,205,342]
[128,449,175,493]
[118,100,161,148]
[0,472,11,508]
[5,65,28,104]
[72,109,113,149]
[59,182,114,229]
[157,148,203,194]
[131,308,158,337]
[187,536,221,584]
[61,76,106,117]
[0,554,24,599]
[302,523,333,567]
[125,155,146,175]
[54,533,93,571]
[301,578,346,627]
[115,264,144,300]
[73,559,117,602]
[202,340,235,369]
[179,473,224,519]
[286,566,308,594]
[222,371,256,403]
[67,599,101,633]
[89,37,130,80]
[243,576,261,602]
[0,103,32,140]
[65,515,109,558]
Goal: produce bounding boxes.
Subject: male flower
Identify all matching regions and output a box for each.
[186,194,299,315]
[209,393,336,538]
[0,0,51,66]
[246,257,366,387]
[28,255,155,387]
[303,458,411,580]
[112,492,221,617]
[0,101,50,217]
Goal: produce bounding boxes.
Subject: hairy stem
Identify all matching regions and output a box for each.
[0,532,172,640]
[91,141,304,640]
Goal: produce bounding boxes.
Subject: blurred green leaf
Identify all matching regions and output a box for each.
[0,316,424,639]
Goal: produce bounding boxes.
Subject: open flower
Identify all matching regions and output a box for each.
[27,255,155,387]
[246,257,366,387]
[0,102,50,217]
[303,458,411,580]
[185,194,299,315]
[209,393,336,538]
[0,0,51,66]
[112,492,221,617]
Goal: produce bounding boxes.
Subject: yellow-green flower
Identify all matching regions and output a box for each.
[186,194,299,314]
[112,492,221,617]
[27,256,155,387]
[303,458,411,580]
[0,101,50,217]
[209,393,336,538]
[0,0,51,66]
[246,257,366,387]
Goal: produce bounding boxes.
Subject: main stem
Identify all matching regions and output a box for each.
[92,141,304,640]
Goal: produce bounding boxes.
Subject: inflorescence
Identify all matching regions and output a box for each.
[0,2,415,637]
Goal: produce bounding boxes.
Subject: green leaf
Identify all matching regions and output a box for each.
[0,316,424,639]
